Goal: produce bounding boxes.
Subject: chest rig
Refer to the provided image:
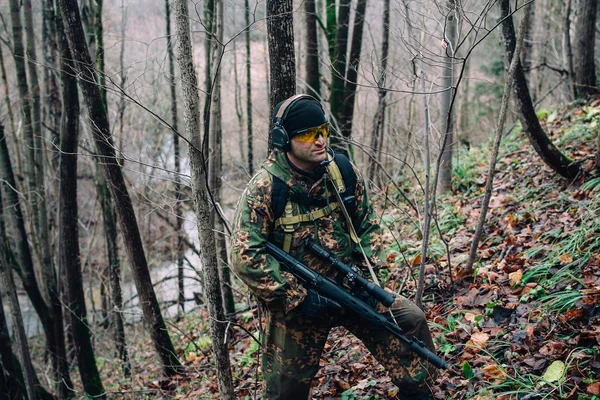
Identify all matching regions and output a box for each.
[269,152,358,252]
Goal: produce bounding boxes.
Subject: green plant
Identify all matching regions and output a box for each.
[341,388,356,400]
[583,176,600,191]
[239,336,260,367]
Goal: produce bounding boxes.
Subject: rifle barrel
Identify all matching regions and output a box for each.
[266,241,448,370]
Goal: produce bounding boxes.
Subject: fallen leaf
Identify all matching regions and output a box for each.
[482,364,505,382]
[509,270,523,287]
[539,360,565,386]
[587,382,600,395]
[558,253,573,265]
[464,312,480,323]
[468,332,490,349]
[410,253,422,266]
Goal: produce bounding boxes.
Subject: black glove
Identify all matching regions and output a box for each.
[298,289,342,318]
[357,289,378,310]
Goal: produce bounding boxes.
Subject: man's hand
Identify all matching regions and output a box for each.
[298,289,341,317]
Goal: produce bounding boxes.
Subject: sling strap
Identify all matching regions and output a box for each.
[271,152,356,252]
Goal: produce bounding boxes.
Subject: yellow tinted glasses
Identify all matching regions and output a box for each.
[294,123,330,142]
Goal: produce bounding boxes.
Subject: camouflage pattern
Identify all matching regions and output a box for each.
[231,149,437,399]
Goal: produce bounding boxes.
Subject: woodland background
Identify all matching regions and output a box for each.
[0,0,599,398]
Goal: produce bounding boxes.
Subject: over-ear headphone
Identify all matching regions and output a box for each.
[270,94,325,151]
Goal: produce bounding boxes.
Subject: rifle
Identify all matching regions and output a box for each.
[266,241,449,370]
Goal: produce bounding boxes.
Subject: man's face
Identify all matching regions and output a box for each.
[287,134,327,171]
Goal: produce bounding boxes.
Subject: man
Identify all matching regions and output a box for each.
[231,94,437,399]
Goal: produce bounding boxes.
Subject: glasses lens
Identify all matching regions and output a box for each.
[295,124,329,142]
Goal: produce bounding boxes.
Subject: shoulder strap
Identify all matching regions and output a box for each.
[330,152,357,216]
[271,175,289,221]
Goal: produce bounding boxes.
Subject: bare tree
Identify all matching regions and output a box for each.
[562,0,577,99]
[574,0,598,97]
[208,0,235,316]
[245,0,254,174]
[0,45,71,392]
[465,3,530,273]
[438,0,458,193]
[500,0,580,180]
[0,290,25,400]
[369,0,391,184]
[42,0,61,158]
[329,0,351,152]
[0,45,18,148]
[8,0,38,254]
[521,1,535,86]
[165,0,185,319]
[267,0,296,134]
[172,0,234,397]
[304,0,320,97]
[56,14,106,395]
[340,0,367,140]
[57,0,183,376]
[0,179,26,400]
[0,126,39,400]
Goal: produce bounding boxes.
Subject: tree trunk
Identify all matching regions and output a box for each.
[305,0,320,97]
[0,45,18,150]
[233,33,245,166]
[22,0,45,237]
[42,0,61,161]
[0,256,38,400]
[93,0,110,328]
[56,23,106,396]
[0,151,38,400]
[531,0,551,102]
[400,0,418,176]
[329,0,351,153]
[245,0,254,175]
[165,0,185,319]
[368,0,390,184]
[8,0,40,267]
[173,0,234,397]
[465,3,530,274]
[574,0,598,97]
[23,2,55,311]
[521,1,535,86]
[563,0,577,100]
[0,259,25,400]
[500,0,580,179]
[57,0,183,376]
[96,168,131,376]
[95,0,107,107]
[117,0,127,166]
[267,0,296,141]
[438,0,458,194]
[208,0,235,316]
[340,0,367,142]
[0,99,64,397]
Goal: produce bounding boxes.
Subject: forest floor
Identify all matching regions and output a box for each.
[32,99,600,399]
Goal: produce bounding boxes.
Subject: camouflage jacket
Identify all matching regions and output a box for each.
[231,149,386,314]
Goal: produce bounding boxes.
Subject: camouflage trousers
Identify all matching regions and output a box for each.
[262,295,437,400]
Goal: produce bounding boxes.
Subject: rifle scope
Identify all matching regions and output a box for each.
[304,238,396,308]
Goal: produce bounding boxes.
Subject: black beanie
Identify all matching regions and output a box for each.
[272,98,328,138]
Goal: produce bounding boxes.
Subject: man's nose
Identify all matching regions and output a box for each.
[314,135,325,145]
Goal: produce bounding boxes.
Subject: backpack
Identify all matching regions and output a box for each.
[270,152,357,252]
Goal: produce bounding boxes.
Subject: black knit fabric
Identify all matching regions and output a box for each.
[272,98,328,138]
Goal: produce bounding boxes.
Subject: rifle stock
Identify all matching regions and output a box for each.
[266,241,448,370]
